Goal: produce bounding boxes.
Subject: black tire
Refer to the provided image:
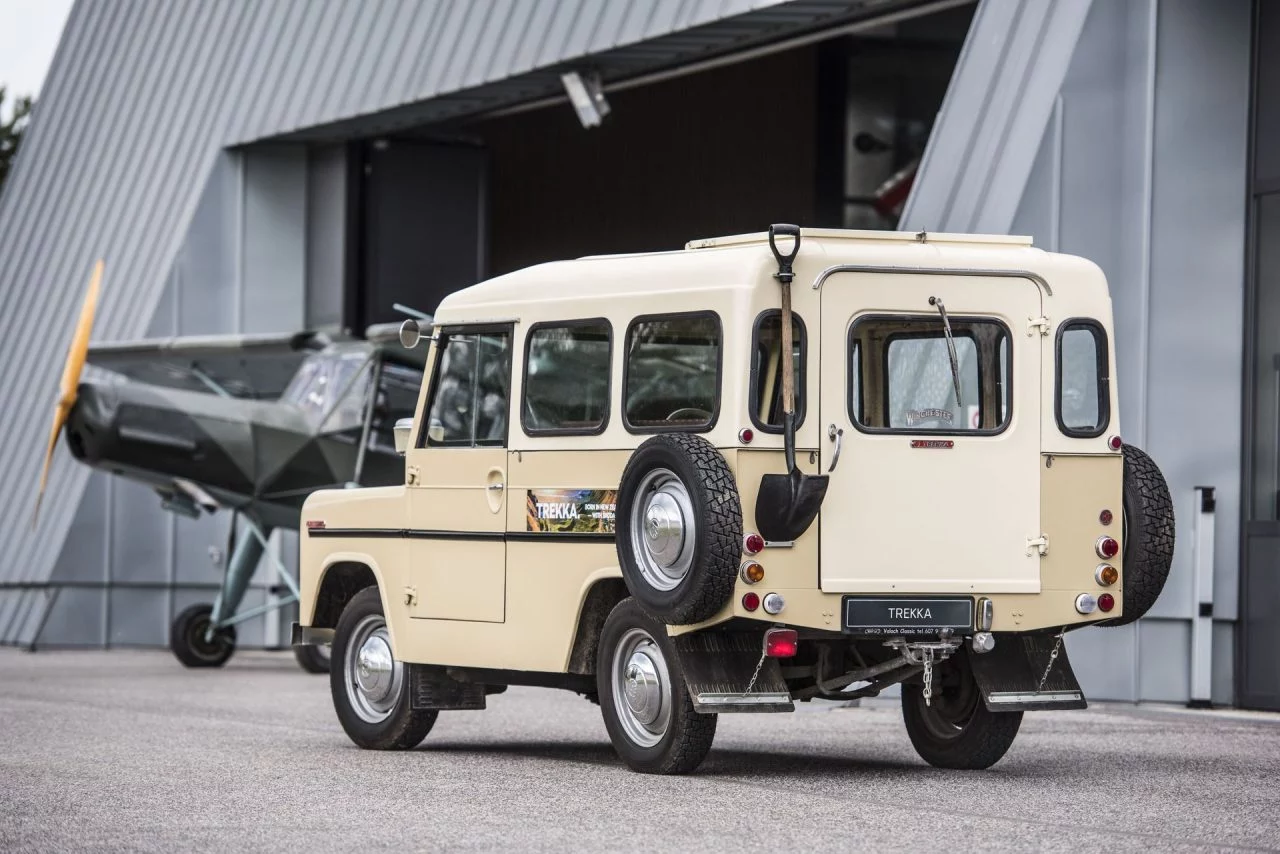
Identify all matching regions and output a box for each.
[597,598,716,774]
[170,603,236,668]
[293,643,331,674]
[615,434,742,624]
[1104,444,1176,627]
[330,587,437,750]
[901,652,1021,770]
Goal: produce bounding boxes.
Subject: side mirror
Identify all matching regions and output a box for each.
[399,319,422,349]
[393,417,414,454]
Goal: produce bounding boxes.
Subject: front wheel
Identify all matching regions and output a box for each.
[901,652,1021,770]
[597,598,716,774]
[170,603,236,668]
[330,586,437,750]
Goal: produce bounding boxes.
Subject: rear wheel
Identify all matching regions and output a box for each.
[170,603,236,668]
[293,643,330,674]
[597,598,716,774]
[901,653,1021,770]
[330,587,436,750]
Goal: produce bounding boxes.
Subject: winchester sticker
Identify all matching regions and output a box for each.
[906,408,953,427]
[526,489,617,534]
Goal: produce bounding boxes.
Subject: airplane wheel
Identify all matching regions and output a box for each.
[293,643,331,674]
[170,603,236,668]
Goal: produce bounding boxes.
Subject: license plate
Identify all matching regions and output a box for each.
[843,597,973,635]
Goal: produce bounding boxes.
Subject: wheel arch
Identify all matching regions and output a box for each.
[310,554,386,631]
[565,569,628,675]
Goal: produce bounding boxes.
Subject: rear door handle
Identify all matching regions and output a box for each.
[827,424,844,473]
[487,482,505,491]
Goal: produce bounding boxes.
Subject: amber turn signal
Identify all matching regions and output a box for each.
[740,560,765,584]
[1095,564,1119,586]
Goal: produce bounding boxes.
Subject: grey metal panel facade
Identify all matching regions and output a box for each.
[0,0,903,643]
[1013,0,1251,704]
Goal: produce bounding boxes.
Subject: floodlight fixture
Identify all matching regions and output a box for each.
[561,69,611,129]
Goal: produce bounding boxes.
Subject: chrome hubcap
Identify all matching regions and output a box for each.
[612,628,671,747]
[629,468,695,591]
[344,615,403,724]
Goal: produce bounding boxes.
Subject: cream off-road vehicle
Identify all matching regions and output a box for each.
[293,224,1175,773]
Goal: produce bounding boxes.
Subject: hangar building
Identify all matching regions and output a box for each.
[0,0,1273,711]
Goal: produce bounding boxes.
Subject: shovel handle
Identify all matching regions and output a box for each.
[780,280,795,417]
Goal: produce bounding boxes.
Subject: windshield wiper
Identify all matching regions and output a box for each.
[928,296,963,408]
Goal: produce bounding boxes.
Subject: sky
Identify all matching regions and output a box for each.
[0,0,75,121]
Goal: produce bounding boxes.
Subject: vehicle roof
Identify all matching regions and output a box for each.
[432,228,1104,323]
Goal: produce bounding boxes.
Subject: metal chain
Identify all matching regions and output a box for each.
[740,647,767,697]
[923,657,934,707]
[1036,629,1066,693]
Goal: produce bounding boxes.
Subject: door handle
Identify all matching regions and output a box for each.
[487,482,505,491]
[827,424,844,473]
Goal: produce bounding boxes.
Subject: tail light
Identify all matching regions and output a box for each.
[764,628,798,658]
[1098,593,1115,612]
[1096,536,1120,559]
[742,592,761,612]
[743,533,765,555]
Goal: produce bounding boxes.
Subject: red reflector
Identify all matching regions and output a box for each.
[764,628,798,658]
[738,427,754,444]
[1099,509,1113,526]
[1097,536,1119,559]
[305,520,325,529]
[1109,435,1124,451]
[1098,593,1115,612]
[743,533,765,555]
[742,592,761,612]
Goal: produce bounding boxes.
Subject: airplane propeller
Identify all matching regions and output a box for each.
[33,260,103,528]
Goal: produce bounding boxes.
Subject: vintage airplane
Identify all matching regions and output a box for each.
[34,262,427,673]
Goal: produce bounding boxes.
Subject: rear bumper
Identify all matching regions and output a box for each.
[290,623,334,647]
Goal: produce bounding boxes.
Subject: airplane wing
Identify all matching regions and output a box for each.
[87,330,335,400]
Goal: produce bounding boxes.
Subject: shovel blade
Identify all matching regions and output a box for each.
[755,469,829,542]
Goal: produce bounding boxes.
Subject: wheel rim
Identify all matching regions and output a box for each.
[629,468,695,592]
[611,627,672,748]
[344,614,403,724]
[185,615,230,662]
[916,666,981,742]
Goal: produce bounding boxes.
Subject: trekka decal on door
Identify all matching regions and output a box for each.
[526,489,617,533]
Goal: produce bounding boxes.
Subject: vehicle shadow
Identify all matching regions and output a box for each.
[417,740,932,778]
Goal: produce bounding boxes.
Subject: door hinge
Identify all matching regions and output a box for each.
[406,465,421,486]
[1026,535,1049,557]
[1027,316,1051,337]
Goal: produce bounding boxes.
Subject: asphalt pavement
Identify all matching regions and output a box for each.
[1,648,1277,853]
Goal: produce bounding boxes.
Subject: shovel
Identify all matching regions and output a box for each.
[755,224,828,542]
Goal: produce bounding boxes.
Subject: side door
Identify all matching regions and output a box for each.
[405,325,513,623]
[818,271,1044,594]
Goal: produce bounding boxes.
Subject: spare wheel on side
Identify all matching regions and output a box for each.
[615,434,742,625]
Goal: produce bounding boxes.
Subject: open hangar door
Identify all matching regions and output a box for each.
[342,3,972,323]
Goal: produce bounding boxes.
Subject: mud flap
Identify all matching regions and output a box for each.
[969,634,1088,712]
[674,632,794,713]
[409,665,487,710]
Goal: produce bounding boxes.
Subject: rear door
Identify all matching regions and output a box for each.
[818,271,1043,593]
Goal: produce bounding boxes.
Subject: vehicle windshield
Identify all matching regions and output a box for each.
[281,350,374,432]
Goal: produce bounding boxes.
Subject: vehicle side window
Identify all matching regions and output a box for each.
[1056,320,1110,437]
[848,315,1011,434]
[421,329,512,447]
[624,312,721,432]
[748,311,805,432]
[522,320,611,435]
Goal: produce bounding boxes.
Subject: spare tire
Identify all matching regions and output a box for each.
[616,434,742,624]
[1104,444,1175,627]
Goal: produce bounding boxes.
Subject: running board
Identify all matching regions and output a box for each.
[674,632,795,713]
[969,633,1088,712]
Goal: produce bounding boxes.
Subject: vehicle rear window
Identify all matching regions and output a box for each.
[522,320,611,435]
[624,312,721,432]
[749,311,805,432]
[1056,319,1110,437]
[849,315,1011,434]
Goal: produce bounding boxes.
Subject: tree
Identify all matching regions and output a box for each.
[0,87,35,192]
